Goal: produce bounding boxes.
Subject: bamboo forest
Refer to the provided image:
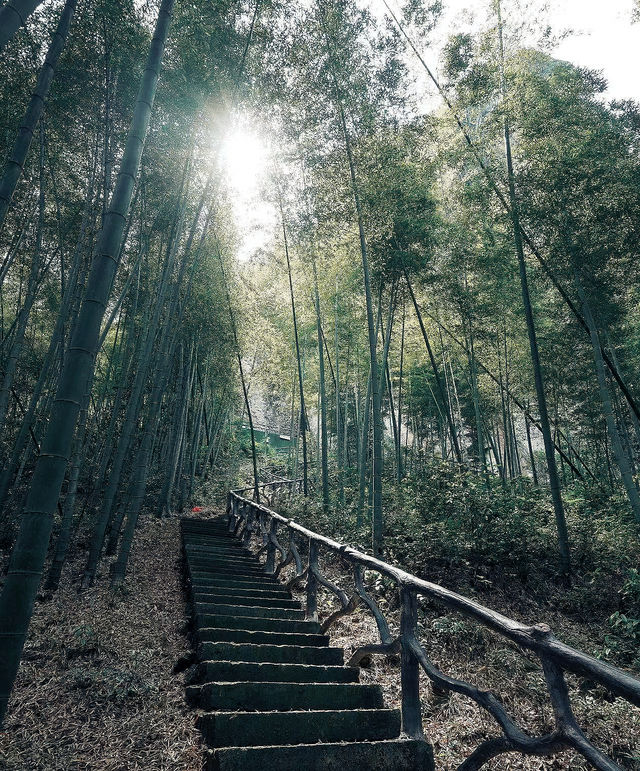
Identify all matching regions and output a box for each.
[1,0,640,768]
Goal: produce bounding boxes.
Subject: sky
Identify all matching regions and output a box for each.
[427,0,640,101]
[221,0,640,262]
[550,0,639,101]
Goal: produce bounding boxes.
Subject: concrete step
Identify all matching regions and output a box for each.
[186,546,253,556]
[204,739,434,771]
[190,569,269,582]
[191,576,281,590]
[183,537,242,547]
[190,565,268,578]
[195,660,359,684]
[181,523,229,534]
[193,593,301,610]
[182,533,242,546]
[199,641,343,666]
[199,708,400,748]
[188,558,264,570]
[192,585,292,600]
[196,613,321,634]
[181,527,231,536]
[187,556,264,568]
[188,558,263,570]
[187,681,384,711]
[185,546,251,557]
[195,603,304,620]
[196,627,329,647]
[187,549,257,558]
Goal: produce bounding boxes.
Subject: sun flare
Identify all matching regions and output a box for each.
[220,127,269,198]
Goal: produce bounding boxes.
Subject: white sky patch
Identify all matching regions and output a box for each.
[219,123,277,263]
[376,0,640,102]
[550,0,639,101]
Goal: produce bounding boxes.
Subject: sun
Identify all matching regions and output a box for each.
[220,126,269,197]
[218,122,276,262]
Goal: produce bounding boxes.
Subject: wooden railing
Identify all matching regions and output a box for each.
[231,478,303,506]
[227,488,640,771]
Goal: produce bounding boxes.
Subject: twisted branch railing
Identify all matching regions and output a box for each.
[227,487,640,770]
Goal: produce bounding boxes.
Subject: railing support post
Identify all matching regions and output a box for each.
[266,519,277,574]
[306,539,318,621]
[400,586,424,739]
[242,503,254,547]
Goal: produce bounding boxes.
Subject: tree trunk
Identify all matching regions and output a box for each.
[0,0,46,53]
[404,271,463,465]
[280,197,308,494]
[312,256,329,512]
[0,0,77,233]
[0,123,46,435]
[577,279,640,524]
[495,0,570,574]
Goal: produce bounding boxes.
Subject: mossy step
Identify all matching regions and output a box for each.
[189,565,268,578]
[192,585,292,600]
[199,708,400,748]
[188,558,262,570]
[196,627,328,647]
[181,518,229,527]
[191,574,280,589]
[181,522,229,532]
[196,613,321,634]
[185,544,250,553]
[185,546,250,556]
[191,576,281,591]
[199,641,343,665]
[195,660,359,684]
[187,680,383,711]
[193,593,300,610]
[187,556,263,568]
[195,603,305,620]
[183,536,241,546]
[205,739,434,771]
[190,567,268,580]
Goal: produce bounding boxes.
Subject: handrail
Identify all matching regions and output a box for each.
[231,478,303,495]
[227,489,640,771]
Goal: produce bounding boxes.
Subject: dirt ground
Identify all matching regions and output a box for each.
[0,516,201,771]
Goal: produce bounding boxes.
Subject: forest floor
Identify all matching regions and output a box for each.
[0,517,201,771]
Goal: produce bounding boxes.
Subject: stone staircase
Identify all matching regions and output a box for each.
[180,516,433,770]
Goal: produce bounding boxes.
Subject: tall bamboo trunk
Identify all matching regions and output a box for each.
[0,0,174,723]
[157,342,193,517]
[577,279,640,523]
[45,388,91,589]
[319,10,383,551]
[396,297,405,482]
[404,271,463,464]
[0,0,47,52]
[0,125,46,434]
[0,0,77,233]
[82,164,189,586]
[280,198,308,494]
[495,0,570,574]
[312,256,329,512]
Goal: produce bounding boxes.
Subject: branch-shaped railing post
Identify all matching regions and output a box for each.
[306,539,319,622]
[400,585,424,739]
[241,503,255,546]
[265,518,278,573]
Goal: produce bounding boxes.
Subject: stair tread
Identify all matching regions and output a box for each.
[181,517,434,771]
